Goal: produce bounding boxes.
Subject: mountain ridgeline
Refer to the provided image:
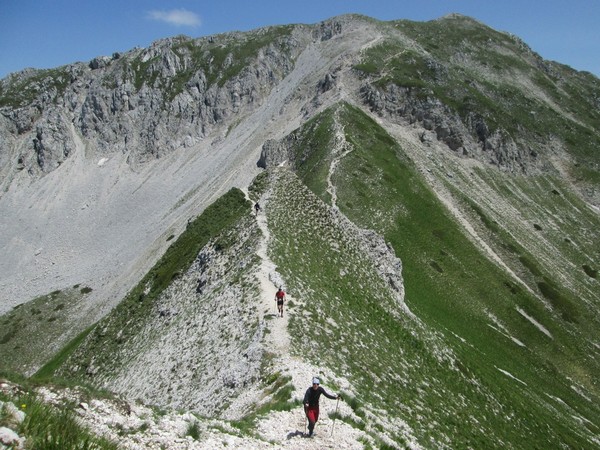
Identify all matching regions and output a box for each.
[1,14,599,449]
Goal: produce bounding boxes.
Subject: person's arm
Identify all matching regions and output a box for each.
[303,388,310,406]
[321,387,338,400]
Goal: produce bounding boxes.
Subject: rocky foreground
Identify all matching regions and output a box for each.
[0,378,375,450]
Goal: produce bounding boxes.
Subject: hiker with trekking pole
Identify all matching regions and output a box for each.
[303,377,341,437]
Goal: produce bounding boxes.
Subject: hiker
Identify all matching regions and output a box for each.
[275,287,285,317]
[303,377,340,437]
[254,202,261,215]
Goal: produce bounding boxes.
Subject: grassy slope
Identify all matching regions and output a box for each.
[360,16,600,184]
[270,103,600,448]
[0,287,94,376]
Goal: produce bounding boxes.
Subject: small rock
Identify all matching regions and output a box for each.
[0,426,25,449]
[4,402,25,424]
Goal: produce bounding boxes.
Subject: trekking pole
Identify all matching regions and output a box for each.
[303,407,307,435]
[330,397,340,436]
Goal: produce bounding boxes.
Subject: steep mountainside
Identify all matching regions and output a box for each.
[1,13,599,449]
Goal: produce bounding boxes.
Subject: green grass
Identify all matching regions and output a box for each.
[355,44,433,89]
[0,287,95,376]
[186,420,201,440]
[149,189,249,295]
[0,384,118,450]
[231,373,296,435]
[355,18,600,182]
[248,170,269,201]
[264,102,600,448]
[33,325,95,380]
[287,112,337,203]
[268,171,477,446]
[537,278,579,323]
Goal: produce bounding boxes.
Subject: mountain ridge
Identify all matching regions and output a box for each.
[1,13,599,449]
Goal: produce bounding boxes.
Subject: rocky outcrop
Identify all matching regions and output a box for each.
[257,139,291,168]
[0,30,302,175]
[33,112,75,171]
[72,37,299,165]
[360,83,540,174]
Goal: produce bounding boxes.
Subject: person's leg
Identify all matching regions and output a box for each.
[306,407,317,435]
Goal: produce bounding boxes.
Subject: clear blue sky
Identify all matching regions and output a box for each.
[1,0,599,79]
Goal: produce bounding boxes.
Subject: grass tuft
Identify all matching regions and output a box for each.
[0,389,118,450]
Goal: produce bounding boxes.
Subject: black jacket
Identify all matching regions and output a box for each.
[303,386,336,407]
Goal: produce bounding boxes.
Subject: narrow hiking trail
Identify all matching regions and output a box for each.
[247,183,368,449]
[3,183,393,450]
[254,188,290,353]
[326,109,354,210]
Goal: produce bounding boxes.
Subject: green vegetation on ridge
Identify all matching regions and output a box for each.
[355,18,600,183]
[270,102,600,448]
[47,188,250,380]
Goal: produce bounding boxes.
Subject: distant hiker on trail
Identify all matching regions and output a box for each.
[303,377,340,437]
[254,202,261,215]
[275,287,285,317]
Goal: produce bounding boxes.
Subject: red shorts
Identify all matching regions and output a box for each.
[306,405,319,423]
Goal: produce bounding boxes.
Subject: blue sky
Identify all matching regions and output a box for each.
[1,0,599,79]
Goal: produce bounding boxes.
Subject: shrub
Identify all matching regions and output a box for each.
[186,420,201,440]
[537,279,579,323]
[582,264,597,279]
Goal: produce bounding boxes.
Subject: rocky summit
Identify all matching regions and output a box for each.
[0,14,599,449]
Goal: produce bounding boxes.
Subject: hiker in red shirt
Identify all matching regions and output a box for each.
[303,377,340,437]
[275,287,286,317]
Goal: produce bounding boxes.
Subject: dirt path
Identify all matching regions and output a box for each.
[326,109,354,209]
[247,183,369,449]
[254,188,290,353]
